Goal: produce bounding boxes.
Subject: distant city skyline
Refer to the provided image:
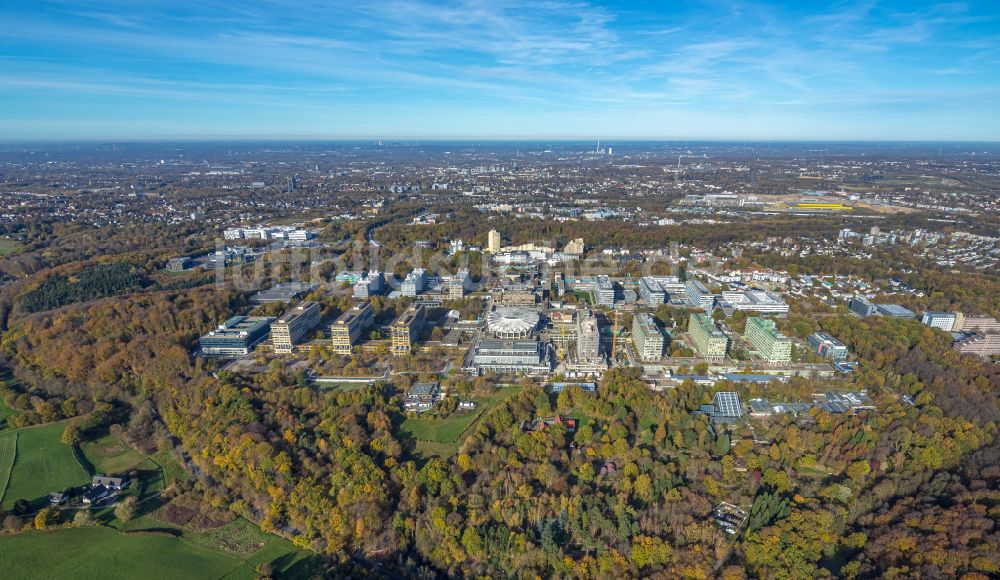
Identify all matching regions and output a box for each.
[2,1,999,141]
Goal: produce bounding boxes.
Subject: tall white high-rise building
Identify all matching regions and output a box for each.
[487,229,501,253]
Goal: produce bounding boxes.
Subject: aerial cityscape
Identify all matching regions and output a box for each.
[1,1,999,580]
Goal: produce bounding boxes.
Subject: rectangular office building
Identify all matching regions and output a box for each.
[632,312,666,362]
[744,317,791,364]
[953,333,1000,359]
[271,301,321,354]
[720,290,789,315]
[685,280,715,310]
[401,269,427,297]
[807,331,849,361]
[876,304,916,319]
[471,339,551,375]
[921,311,958,331]
[449,269,470,299]
[688,312,729,360]
[576,310,602,363]
[200,316,273,356]
[594,275,615,307]
[849,296,877,318]
[353,271,384,299]
[639,277,666,305]
[329,301,374,355]
[391,303,426,355]
[959,314,1000,333]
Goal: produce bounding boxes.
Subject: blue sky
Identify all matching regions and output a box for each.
[1,1,998,140]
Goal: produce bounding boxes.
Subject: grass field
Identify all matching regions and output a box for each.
[81,433,147,474]
[0,431,16,506]
[0,527,239,579]
[1,420,91,511]
[0,239,19,256]
[400,411,480,444]
[148,449,188,485]
[401,386,524,458]
[0,506,322,578]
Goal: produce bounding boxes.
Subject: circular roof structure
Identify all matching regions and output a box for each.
[487,307,540,338]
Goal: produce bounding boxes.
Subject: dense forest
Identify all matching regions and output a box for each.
[17,262,150,314]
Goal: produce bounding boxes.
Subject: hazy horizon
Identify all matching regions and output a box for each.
[3,1,999,140]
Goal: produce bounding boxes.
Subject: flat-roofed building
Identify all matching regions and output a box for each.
[688,312,729,361]
[353,271,384,298]
[563,238,585,255]
[808,331,849,361]
[721,290,789,315]
[743,317,791,364]
[449,269,470,299]
[849,296,877,318]
[576,310,601,363]
[250,282,315,304]
[958,314,1000,333]
[470,338,551,375]
[498,290,537,307]
[404,382,439,412]
[329,301,374,355]
[271,301,321,354]
[594,275,615,307]
[632,312,666,362]
[684,280,715,310]
[487,229,501,253]
[953,332,1000,359]
[200,316,273,356]
[401,269,427,297]
[876,304,916,319]
[639,277,666,305]
[921,311,957,331]
[391,303,426,355]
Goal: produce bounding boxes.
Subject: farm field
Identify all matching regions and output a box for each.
[0,420,90,511]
